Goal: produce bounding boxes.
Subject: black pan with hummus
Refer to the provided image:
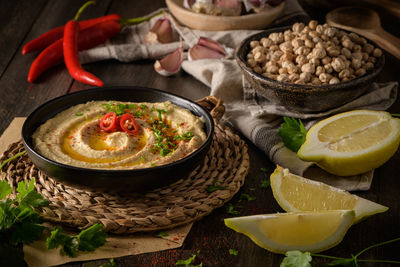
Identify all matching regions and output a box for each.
[32,101,207,169]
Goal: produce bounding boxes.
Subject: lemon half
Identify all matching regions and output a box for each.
[297,110,400,176]
[224,210,355,254]
[270,166,388,222]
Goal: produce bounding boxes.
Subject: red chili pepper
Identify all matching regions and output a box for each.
[22,14,120,55]
[28,20,120,83]
[100,112,118,132]
[63,1,104,87]
[119,113,139,134]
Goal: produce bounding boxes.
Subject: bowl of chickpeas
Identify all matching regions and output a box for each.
[235,20,385,112]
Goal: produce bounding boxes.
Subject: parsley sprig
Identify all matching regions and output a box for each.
[176,250,202,267]
[0,179,49,245]
[281,237,400,266]
[278,117,307,152]
[46,223,107,257]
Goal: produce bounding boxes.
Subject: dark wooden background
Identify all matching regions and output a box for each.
[0,0,399,266]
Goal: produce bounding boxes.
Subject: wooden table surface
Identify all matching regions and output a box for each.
[0,0,399,266]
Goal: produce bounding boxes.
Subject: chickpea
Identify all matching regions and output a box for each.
[331,57,345,72]
[277,74,289,82]
[355,68,366,76]
[300,72,311,82]
[247,53,254,59]
[250,40,259,49]
[351,58,362,69]
[341,48,351,59]
[291,39,304,49]
[339,69,350,79]
[329,77,340,84]
[247,59,257,67]
[311,77,322,85]
[279,41,293,53]
[365,62,374,70]
[315,66,325,76]
[253,66,263,74]
[294,78,306,84]
[373,48,382,57]
[352,44,362,52]
[309,58,320,66]
[261,38,273,48]
[289,73,300,82]
[326,46,340,57]
[342,39,354,50]
[319,73,332,83]
[280,52,295,62]
[305,39,314,48]
[279,67,288,75]
[301,63,316,74]
[296,55,308,65]
[266,65,279,74]
[324,63,333,73]
[292,22,305,33]
[287,65,299,74]
[324,27,337,38]
[308,20,318,30]
[308,30,319,39]
[363,43,374,54]
[254,52,266,63]
[368,57,377,63]
[315,25,324,34]
[321,56,331,65]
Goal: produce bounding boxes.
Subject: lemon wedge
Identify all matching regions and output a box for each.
[297,110,400,176]
[270,166,388,222]
[224,210,355,254]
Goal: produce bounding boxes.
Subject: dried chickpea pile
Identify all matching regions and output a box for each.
[246,20,382,85]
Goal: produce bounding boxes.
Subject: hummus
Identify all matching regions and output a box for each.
[32,101,207,169]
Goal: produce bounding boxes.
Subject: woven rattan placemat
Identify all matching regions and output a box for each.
[0,122,249,234]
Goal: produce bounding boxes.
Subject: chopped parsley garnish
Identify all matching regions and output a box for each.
[140,156,146,162]
[260,179,270,189]
[225,203,240,216]
[240,193,256,202]
[174,131,194,141]
[139,104,147,110]
[155,231,169,237]
[75,113,83,116]
[176,250,202,266]
[229,249,239,256]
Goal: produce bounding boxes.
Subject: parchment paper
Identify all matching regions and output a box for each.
[0,118,193,267]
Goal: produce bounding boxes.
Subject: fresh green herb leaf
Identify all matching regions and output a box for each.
[225,203,240,216]
[0,180,12,200]
[139,104,147,110]
[229,248,239,256]
[0,150,26,171]
[240,193,256,202]
[75,113,83,116]
[46,223,107,257]
[278,117,307,152]
[280,250,312,267]
[207,184,227,193]
[260,179,270,189]
[260,167,270,173]
[282,237,400,266]
[77,223,107,252]
[99,258,116,267]
[155,231,168,237]
[391,113,400,117]
[176,253,202,267]
[140,156,146,162]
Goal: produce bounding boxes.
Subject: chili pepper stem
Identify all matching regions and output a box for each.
[74,1,96,21]
[119,10,165,27]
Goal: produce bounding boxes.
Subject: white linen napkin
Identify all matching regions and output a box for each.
[79,1,398,191]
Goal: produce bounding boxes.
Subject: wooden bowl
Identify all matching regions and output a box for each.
[166,0,285,31]
[235,27,385,113]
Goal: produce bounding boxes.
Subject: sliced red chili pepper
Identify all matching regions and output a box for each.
[119,113,139,134]
[100,112,118,132]
[22,14,121,55]
[63,1,104,87]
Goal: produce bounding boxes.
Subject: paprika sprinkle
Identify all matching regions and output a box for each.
[63,1,104,87]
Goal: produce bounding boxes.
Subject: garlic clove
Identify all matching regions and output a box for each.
[188,44,225,61]
[188,37,226,61]
[154,46,183,76]
[145,18,173,44]
[197,37,226,56]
